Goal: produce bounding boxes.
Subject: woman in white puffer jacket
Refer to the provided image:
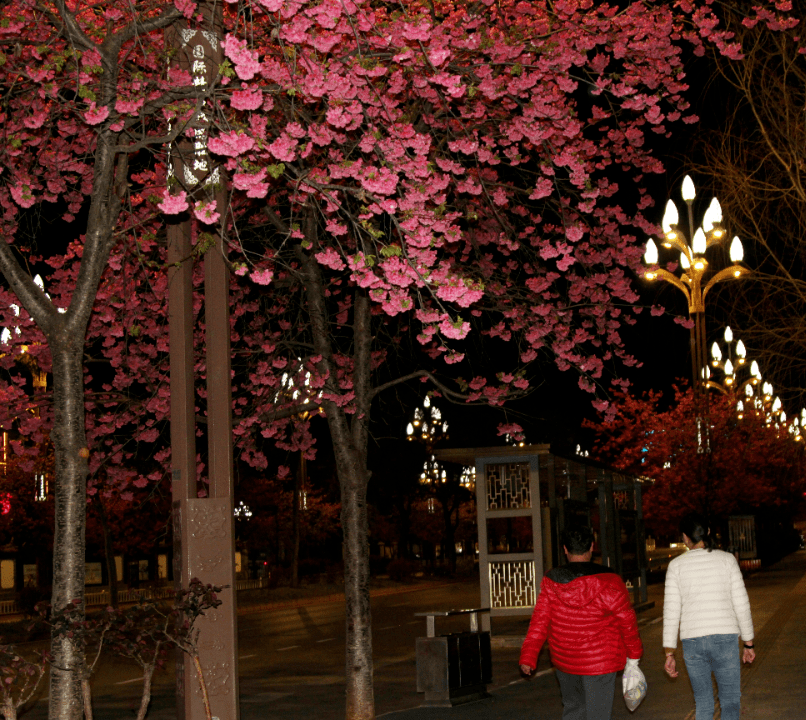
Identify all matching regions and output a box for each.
[662,512,755,720]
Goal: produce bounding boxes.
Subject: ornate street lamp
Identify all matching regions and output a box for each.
[643,176,749,453]
[707,326,761,397]
[407,395,449,510]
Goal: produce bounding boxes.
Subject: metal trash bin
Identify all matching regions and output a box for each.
[415,608,492,707]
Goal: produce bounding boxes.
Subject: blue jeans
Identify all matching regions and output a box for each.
[682,634,741,720]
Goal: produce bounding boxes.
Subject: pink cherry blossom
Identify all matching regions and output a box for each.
[231,86,263,111]
[439,317,471,340]
[10,184,35,209]
[208,131,255,157]
[221,34,261,80]
[174,0,196,18]
[255,0,284,10]
[115,97,145,115]
[267,134,298,161]
[157,189,189,214]
[315,247,347,271]
[251,268,275,285]
[83,103,110,126]
[360,166,398,195]
[193,199,220,224]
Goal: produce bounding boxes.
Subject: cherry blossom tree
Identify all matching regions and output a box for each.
[199,4,786,715]
[0,1,796,719]
[0,0,206,714]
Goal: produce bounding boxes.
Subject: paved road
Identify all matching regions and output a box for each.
[20,581,517,719]
[16,550,806,720]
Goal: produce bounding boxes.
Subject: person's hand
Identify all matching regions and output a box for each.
[519,664,533,676]
[664,653,678,678]
[743,647,756,664]
[622,658,641,694]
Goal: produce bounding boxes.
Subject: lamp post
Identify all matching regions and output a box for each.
[278,362,319,588]
[643,175,749,453]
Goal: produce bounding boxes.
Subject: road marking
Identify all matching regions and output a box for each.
[239,654,257,659]
[316,638,335,643]
[277,645,299,651]
[115,677,144,686]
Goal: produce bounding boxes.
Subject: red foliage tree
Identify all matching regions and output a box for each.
[585,387,806,536]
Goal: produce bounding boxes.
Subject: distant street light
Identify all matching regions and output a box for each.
[707,326,761,397]
[643,175,750,453]
[407,395,449,511]
[707,331,805,442]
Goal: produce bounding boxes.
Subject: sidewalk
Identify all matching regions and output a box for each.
[378,549,806,720]
[22,552,806,720]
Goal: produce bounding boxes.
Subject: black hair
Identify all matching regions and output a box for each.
[679,512,717,551]
[561,524,594,555]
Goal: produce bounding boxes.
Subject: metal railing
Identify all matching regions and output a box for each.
[0,577,270,616]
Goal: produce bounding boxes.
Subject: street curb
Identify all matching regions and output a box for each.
[237,580,461,616]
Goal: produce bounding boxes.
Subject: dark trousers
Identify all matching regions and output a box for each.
[555,669,617,720]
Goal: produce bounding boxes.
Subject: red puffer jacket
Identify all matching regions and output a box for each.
[520,562,643,675]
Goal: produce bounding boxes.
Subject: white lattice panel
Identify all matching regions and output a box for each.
[486,463,531,510]
[488,560,536,609]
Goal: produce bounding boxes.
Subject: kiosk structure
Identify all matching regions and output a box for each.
[435,445,652,627]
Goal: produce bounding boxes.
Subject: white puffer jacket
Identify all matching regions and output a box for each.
[662,548,754,648]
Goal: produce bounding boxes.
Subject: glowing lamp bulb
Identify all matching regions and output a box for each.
[644,238,659,264]
[680,252,690,270]
[702,197,722,232]
[711,342,722,362]
[693,228,707,255]
[730,236,744,263]
[662,200,679,234]
[681,175,696,201]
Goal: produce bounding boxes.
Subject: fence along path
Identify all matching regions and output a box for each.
[0,577,270,616]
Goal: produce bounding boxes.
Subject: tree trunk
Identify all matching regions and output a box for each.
[134,666,154,720]
[93,494,119,608]
[49,344,91,720]
[80,678,93,720]
[298,231,375,720]
[339,464,374,720]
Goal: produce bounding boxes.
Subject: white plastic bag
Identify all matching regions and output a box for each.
[622,658,647,712]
